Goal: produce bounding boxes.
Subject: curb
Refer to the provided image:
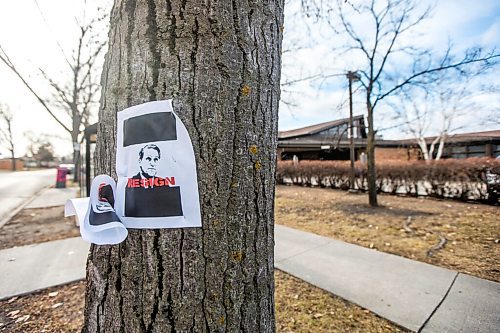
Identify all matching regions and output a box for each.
[0,185,53,228]
[0,277,86,302]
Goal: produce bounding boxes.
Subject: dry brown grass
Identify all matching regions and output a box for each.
[275,270,407,333]
[275,185,500,282]
[0,207,79,250]
[0,272,406,333]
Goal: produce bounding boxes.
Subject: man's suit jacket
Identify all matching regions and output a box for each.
[125,173,183,217]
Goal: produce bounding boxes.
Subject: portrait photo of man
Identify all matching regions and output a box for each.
[125,143,183,217]
[133,144,161,183]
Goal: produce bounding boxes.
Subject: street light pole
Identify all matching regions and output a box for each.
[347,71,360,190]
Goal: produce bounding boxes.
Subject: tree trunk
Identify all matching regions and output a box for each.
[5,118,16,171]
[435,133,446,160]
[83,1,284,332]
[416,137,430,161]
[10,151,16,171]
[366,100,378,207]
[428,135,440,161]
[72,126,80,183]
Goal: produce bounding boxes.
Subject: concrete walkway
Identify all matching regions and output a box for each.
[26,187,80,209]
[0,185,84,300]
[0,188,498,332]
[0,237,89,300]
[275,225,500,333]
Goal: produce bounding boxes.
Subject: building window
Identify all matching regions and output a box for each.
[467,145,485,153]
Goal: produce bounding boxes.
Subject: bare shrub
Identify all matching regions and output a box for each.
[277,158,500,202]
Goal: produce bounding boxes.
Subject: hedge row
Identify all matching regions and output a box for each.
[276,158,500,202]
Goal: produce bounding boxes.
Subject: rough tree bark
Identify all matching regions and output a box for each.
[83,0,284,332]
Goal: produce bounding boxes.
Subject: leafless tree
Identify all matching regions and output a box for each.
[0,9,107,181]
[0,104,16,171]
[300,0,499,206]
[280,0,326,109]
[399,89,447,161]
[33,141,55,164]
[24,131,56,163]
[396,73,491,161]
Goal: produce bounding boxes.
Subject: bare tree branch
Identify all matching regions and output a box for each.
[31,0,73,69]
[374,50,500,107]
[0,5,108,181]
[0,46,72,132]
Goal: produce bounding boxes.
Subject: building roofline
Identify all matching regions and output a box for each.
[278,115,364,139]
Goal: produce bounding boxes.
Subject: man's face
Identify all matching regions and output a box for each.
[139,148,160,177]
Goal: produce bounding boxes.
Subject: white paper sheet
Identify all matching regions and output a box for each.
[64,197,89,227]
[115,100,202,229]
[65,175,128,245]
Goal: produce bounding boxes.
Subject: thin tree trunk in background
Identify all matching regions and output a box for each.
[435,135,446,160]
[366,101,378,207]
[83,0,284,332]
[417,137,430,161]
[10,153,15,171]
[8,121,15,171]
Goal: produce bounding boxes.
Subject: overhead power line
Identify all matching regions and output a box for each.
[31,0,72,68]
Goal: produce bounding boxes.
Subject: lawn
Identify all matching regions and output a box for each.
[3,184,497,331]
[275,185,500,282]
[0,272,407,332]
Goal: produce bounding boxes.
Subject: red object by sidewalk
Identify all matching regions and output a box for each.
[56,167,68,188]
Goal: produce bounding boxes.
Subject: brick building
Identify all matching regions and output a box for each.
[0,158,24,170]
[278,117,500,161]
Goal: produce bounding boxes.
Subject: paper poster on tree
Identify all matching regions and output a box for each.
[115,100,202,229]
[65,100,202,245]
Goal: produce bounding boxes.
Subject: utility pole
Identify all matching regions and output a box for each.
[347,71,360,190]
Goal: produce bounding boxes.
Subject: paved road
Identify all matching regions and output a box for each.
[0,169,56,226]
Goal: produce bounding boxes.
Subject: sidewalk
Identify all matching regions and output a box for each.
[0,186,83,300]
[275,225,500,333]
[0,188,498,332]
[25,187,79,209]
[0,237,89,300]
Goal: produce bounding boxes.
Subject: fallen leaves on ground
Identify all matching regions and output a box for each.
[0,207,79,250]
[0,272,407,333]
[0,282,85,333]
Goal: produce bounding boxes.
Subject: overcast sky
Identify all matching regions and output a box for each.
[0,0,107,158]
[0,0,498,158]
